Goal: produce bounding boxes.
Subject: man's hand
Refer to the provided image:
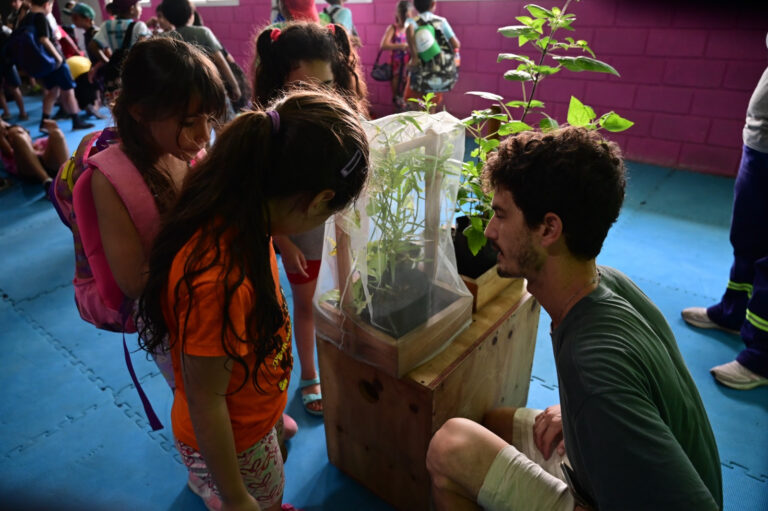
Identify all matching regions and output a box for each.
[533,404,565,460]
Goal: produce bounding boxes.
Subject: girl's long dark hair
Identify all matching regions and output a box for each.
[138,88,369,393]
[252,21,369,116]
[112,37,227,212]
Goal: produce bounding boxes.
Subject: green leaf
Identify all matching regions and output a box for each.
[600,112,634,132]
[530,64,561,76]
[506,99,544,109]
[479,138,501,153]
[401,115,422,132]
[497,53,534,65]
[498,25,538,39]
[539,116,559,132]
[551,6,561,15]
[531,18,547,33]
[525,4,554,19]
[504,70,534,81]
[567,96,596,127]
[469,216,484,231]
[466,91,504,102]
[551,55,620,76]
[498,120,534,136]
[464,225,488,256]
[515,15,534,25]
[536,36,554,50]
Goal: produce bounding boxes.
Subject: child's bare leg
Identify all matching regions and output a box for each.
[42,87,60,115]
[10,87,27,118]
[290,278,322,413]
[0,92,9,118]
[7,127,50,184]
[39,121,69,174]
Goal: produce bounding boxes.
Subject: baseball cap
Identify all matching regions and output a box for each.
[63,2,95,19]
[282,0,319,23]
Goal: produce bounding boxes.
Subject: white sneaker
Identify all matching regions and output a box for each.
[710,360,768,390]
[681,307,740,334]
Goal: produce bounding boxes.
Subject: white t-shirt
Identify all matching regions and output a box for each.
[93,18,151,51]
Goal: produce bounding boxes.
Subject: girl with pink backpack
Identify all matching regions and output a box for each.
[52,37,228,428]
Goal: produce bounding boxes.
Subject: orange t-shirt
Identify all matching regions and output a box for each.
[162,233,292,453]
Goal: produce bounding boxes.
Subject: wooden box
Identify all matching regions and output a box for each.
[462,266,524,312]
[318,284,541,511]
[315,288,473,378]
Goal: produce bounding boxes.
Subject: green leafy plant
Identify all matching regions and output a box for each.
[458,0,633,257]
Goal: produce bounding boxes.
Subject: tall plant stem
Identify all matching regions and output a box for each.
[520,0,572,124]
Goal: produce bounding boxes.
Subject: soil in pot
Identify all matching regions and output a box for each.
[453,215,498,279]
[360,267,463,338]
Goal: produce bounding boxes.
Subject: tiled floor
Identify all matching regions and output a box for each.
[0,96,766,510]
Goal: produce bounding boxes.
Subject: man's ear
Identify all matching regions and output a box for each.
[308,189,336,216]
[539,212,563,248]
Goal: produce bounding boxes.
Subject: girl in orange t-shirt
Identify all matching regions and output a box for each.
[137,89,369,511]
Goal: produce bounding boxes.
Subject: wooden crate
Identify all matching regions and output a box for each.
[318,285,541,511]
[314,284,473,378]
[462,266,524,312]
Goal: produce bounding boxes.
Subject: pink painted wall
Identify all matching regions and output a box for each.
[142,0,767,176]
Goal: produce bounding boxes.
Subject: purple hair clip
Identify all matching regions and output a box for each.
[266,110,280,135]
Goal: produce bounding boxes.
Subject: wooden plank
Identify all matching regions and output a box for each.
[407,282,533,389]
[432,293,540,428]
[461,268,524,312]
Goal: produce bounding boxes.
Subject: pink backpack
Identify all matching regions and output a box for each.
[51,131,164,430]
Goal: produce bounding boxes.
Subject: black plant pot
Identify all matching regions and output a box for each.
[361,266,430,338]
[453,215,498,279]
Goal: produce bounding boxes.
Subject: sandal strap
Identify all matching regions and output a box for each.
[299,377,320,388]
[301,392,322,404]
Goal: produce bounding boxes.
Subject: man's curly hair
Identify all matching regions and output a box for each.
[484,127,626,260]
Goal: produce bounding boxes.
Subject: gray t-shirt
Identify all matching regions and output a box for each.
[743,66,768,153]
[288,224,325,261]
[169,25,223,54]
[552,266,722,510]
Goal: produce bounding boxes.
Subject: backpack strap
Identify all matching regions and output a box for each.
[120,21,136,50]
[86,145,160,257]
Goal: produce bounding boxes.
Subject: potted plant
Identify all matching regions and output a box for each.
[456,0,634,309]
[314,105,474,376]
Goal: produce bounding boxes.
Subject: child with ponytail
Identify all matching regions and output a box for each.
[251,21,368,416]
[138,88,369,511]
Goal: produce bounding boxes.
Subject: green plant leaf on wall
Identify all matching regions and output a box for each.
[504,70,534,81]
[498,120,534,135]
[466,91,505,102]
[567,96,596,127]
[600,112,635,132]
[497,53,535,65]
[525,4,554,19]
[551,55,620,76]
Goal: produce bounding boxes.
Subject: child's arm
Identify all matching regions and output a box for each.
[274,235,308,278]
[405,24,419,66]
[91,169,148,299]
[449,36,460,50]
[39,36,63,67]
[183,354,261,511]
[211,50,241,102]
[379,25,407,52]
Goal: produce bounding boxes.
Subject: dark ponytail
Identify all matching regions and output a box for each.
[252,21,369,116]
[138,87,369,394]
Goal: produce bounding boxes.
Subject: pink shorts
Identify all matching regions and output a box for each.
[176,426,285,508]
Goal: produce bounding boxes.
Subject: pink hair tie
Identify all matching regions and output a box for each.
[270,28,281,41]
[326,23,336,35]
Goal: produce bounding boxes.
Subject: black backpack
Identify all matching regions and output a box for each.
[409,18,458,93]
[99,21,135,94]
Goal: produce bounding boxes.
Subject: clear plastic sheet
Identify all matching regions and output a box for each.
[314,111,473,375]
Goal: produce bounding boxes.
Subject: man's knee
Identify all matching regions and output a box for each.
[427,418,477,480]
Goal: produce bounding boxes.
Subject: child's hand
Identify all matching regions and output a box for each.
[41,119,60,133]
[282,245,308,278]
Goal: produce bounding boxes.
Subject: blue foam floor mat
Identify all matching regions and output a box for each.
[0,95,765,510]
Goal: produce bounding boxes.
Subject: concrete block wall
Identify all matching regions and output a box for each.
[136,0,766,176]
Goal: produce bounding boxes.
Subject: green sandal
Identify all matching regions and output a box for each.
[300,377,323,417]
